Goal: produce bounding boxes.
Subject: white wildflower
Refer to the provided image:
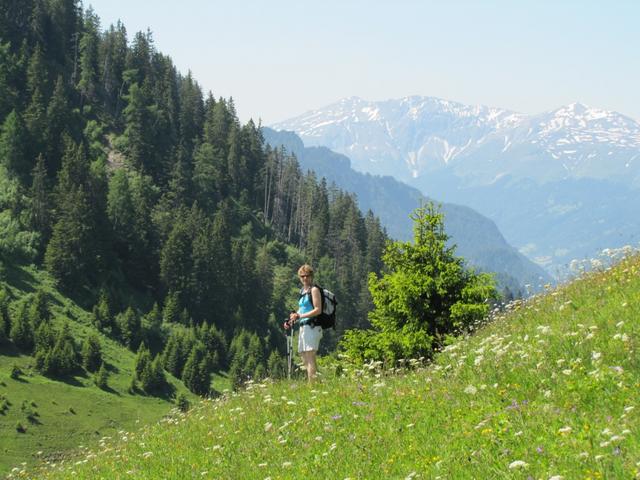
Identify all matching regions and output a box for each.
[464,385,478,395]
[508,460,528,469]
[558,426,572,434]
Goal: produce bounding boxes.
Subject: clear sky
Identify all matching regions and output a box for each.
[86,0,640,125]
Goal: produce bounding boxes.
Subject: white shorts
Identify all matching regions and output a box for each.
[298,324,323,353]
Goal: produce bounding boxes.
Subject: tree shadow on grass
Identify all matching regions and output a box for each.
[97,384,120,396]
[133,381,177,402]
[0,341,24,358]
[27,414,42,425]
[2,263,38,295]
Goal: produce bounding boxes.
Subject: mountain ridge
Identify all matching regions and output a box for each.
[271,96,640,271]
[262,127,551,294]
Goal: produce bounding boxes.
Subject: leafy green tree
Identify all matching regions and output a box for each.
[340,202,497,365]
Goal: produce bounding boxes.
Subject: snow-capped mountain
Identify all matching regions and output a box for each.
[272,96,640,273]
[273,96,640,187]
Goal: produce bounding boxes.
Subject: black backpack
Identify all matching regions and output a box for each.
[300,284,337,330]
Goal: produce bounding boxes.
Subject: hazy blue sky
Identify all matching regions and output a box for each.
[86,0,639,124]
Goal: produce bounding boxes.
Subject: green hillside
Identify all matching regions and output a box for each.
[17,254,639,479]
[0,264,202,475]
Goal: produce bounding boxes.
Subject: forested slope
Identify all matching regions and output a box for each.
[0,1,389,473]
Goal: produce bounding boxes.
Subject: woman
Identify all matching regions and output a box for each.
[286,264,323,382]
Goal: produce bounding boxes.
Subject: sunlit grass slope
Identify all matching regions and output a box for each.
[21,255,640,479]
[0,264,199,476]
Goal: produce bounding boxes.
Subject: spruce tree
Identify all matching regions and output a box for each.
[91,290,112,332]
[29,155,51,243]
[95,362,109,390]
[44,76,71,175]
[0,42,18,119]
[122,82,156,173]
[9,302,34,352]
[77,7,100,107]
[28,289,50,329]
[81,333,102,373]
[162,291,180,324]
[45,141,102,289]
[115,306,141,350]
[134,342,151,380]
[0,110,30,182]
[182,343,209,396]
[340,202,497,365]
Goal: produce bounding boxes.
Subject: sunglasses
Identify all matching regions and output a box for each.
[299,274,310,278]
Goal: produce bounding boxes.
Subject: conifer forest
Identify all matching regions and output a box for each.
[0,1,388,391]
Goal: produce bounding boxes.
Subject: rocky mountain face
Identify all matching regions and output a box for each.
[262,127,551,295]
[272,97,640,273]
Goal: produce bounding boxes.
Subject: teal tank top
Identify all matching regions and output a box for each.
[298,289,314,326]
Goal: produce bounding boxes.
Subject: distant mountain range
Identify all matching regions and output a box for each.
[272,96,640,272]
[262,127,551,295]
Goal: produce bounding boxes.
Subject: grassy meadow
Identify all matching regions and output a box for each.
[10,254,639,479]
[0,264,204,476]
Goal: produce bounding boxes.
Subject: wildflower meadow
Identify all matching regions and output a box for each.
[12,253,640,479]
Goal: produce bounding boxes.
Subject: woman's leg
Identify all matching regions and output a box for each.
[301,351,317,381]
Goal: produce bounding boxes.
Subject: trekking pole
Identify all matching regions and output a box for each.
[286,325,293,380]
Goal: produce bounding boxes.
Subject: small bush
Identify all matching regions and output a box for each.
[10,364,22,379]
[176,393,190,412]
[16,421,25,433]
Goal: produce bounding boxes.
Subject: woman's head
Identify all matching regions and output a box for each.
[298,264,314,282]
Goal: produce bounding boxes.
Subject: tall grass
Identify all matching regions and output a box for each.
[15,255,640,479]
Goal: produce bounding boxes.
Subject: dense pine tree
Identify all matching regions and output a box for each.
[0,2,395,394]
[81,333,102,373]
